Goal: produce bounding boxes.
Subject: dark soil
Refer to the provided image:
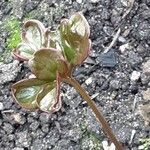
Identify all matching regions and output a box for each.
[0,0,150,150]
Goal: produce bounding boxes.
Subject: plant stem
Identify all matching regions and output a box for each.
[63,76,123,150]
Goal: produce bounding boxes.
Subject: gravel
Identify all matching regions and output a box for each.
[0,0,150,149]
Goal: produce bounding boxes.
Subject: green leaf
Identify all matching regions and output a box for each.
[13,43,35,61]
[36,74,61,113]
[28,48,68,81]
[45,29,62,51]
[59,12,91,65]
[12,76,62,113]
[13,19,46,60]
[12,78,47,109]
[23,19,46,49]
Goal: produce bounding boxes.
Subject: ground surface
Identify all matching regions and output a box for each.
[0,0,150,150]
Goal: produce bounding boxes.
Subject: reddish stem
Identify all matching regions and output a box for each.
[63,77,123,150]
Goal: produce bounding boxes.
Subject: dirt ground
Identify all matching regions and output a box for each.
[0,0,150,149]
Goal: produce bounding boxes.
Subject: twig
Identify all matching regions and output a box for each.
[122,0,135,19]
[63,77,123,150]
[104,28,121,53]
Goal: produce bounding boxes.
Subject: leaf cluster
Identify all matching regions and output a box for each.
[12,12,91,113]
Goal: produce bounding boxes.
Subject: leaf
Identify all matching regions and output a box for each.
[59,12,91,65]
[28,48,68,81]
[11,78,47,109]
[13,43,35,61]
[45,29,62,51]
[22,19,46,49]
[69,12,90,37]
[36,74,61,113]
[13,19,46,61]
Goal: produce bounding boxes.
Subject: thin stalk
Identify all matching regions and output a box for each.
[63,76,123,150]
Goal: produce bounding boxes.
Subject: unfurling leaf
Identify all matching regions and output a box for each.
[12,75,62,113]
[13,43,35,60]
[12,12,91,114]
[11,78,47,109]
[22,19,46,49]
[28,48,68,81]
[36,74,61,113]
[13,20,46,60]
[59,12,91,65]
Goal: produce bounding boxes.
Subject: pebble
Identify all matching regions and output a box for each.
[76,0,82,3]
[99,49,117,68]
[12,148,24,150]
[102,141,115,150]
[119,43,130,53]
[110,79,121,90]
[90,0,99,3]
[39,113,50,124]
[3,122,14,134]
[142,88,150,101]
[30,121,40,131]
[41,124,49,133]
[118,36,126,43]
[141,73,150,85]
[130,71,141,81]
[0,60,21,85]
[128,51,142,67]
[143,59,150,75]
[12,113,26,124]
[85,77,93,85]
[0,102,4,110]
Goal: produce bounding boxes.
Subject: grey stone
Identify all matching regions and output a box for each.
[0,60,21,84]
[30,121,40,131]
[127,51,142,67]
[16,131,32,147]
[0,102,4,110]
[110,79,121,90]
[143,59,150,75]
[3,122,13,134]
[141,73,150,85]
[99,49,117,68]
[39,113,50,124]
[142,88,150,101]
[41,124,49,133]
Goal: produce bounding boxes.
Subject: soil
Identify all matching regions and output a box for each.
[0,0,150,150]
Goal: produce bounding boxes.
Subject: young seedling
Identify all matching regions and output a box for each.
[11,12,123,150]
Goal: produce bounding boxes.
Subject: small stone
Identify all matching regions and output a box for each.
[39,113,50,124]
[118,36,126,43]
[90,0,99,3]
[16,131,32,147]
[76,0,82,3]
[121,0,128,7]
[138,104,150,125]
[41,124,49,133]
[142,88,150,101]
[3,122,14,134]
[143,59,150,75]
[85,77,93,85]
[12,148,24,150]
[127,51,142,67]
[130,71,141,81]
[0,102,4,110]
[0,60,21,84]
[141,73,150,85]
[102,141,115,150]
[99,49,117,68]
[119,43,130,53]
[30,121,40,131]
[110,79,121,90]
[11,113,26,124]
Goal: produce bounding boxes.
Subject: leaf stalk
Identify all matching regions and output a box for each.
[63,76,123,150]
